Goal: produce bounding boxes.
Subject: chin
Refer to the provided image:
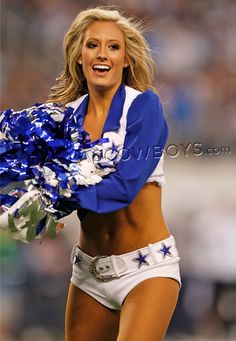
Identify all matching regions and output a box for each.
[88,80,120,92]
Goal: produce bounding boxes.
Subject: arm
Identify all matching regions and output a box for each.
[55,90,169,214]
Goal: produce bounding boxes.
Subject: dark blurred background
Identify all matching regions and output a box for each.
[1,1,236,340]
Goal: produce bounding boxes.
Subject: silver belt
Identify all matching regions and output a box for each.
[71,235,179,282]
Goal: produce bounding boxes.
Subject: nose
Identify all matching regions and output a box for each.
[97,44,108,60]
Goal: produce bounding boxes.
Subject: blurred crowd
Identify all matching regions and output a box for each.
[1,0,236,340]
[1,0,236,147]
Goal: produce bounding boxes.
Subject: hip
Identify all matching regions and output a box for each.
[70,235,181,310]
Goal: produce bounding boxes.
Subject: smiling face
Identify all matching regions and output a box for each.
[80,21,128,93]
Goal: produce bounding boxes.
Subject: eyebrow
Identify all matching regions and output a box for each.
[85,38,122,43]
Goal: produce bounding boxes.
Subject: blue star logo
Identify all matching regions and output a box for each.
[73,254,82,266]
[107,143,119,161]
[158,243,172,258]
[111,143,119,154]
[133,251,150,268]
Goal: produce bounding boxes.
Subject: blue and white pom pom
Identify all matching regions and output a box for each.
[0,102,118,243]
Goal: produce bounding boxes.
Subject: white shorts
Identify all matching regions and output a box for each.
[70,235,181,310]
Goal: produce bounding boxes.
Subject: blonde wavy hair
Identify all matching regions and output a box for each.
[48,6,157,104]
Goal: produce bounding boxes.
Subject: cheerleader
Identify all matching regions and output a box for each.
[1,6,181,341]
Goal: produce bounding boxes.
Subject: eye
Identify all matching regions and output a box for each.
[86,42,97,48]
[109,44,120,50]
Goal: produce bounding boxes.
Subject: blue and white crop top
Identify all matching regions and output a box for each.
[55,83,169,218]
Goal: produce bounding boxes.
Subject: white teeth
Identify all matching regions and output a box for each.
[93,64,111,70]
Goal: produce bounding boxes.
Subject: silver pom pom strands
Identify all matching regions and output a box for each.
[0,102,120,243]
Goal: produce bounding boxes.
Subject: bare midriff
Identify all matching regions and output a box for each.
[79,182,170,257]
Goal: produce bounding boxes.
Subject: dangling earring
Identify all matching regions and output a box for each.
[78,60,82,65]
[123,63,128,68]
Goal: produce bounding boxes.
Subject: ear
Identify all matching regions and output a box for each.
[123,56,129,68]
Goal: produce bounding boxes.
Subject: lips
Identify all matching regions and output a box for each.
[92,64,111,73]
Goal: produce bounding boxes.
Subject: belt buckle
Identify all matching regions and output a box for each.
[89,255,118,282]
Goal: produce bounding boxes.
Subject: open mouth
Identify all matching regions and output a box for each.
[92,64,111,73]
